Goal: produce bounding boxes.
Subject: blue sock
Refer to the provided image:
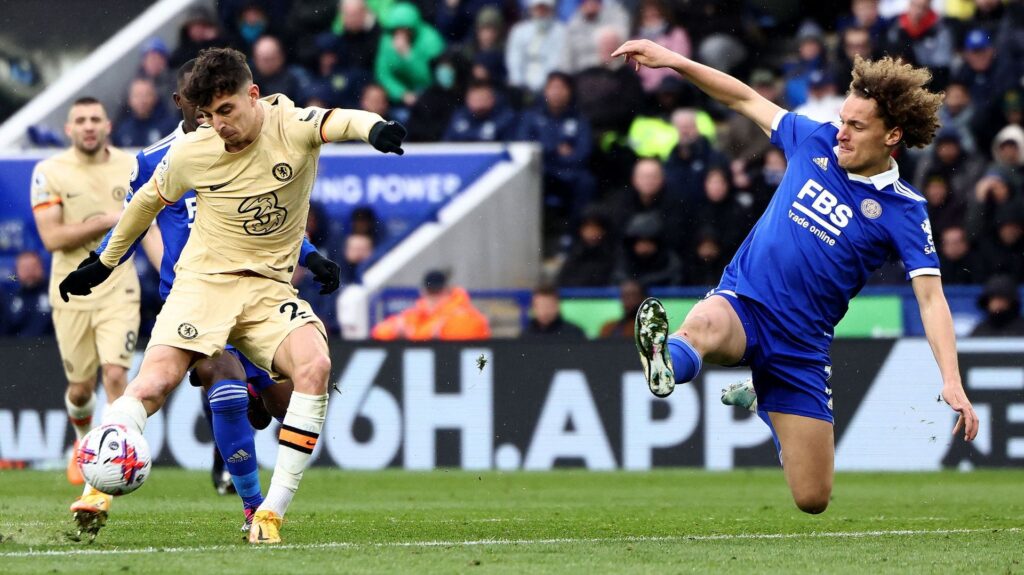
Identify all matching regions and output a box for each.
[208,380,264,510]
[667,335,702,384]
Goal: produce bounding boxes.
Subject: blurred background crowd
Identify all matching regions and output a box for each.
[5,0,1024,339]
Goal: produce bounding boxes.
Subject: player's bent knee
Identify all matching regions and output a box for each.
[66,379,96,404]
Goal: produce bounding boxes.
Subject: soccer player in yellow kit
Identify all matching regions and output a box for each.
[60,47,406,544]
[30,97,146,488]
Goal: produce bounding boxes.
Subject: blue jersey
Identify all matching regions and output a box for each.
[718,112,939,346]
[97,123,317,300]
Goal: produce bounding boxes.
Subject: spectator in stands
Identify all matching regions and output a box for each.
[598,279,645,339]
[971,275,1024,336]
[340,232,375,286]
[506,0,566,94]
[435,0,504,45]
[463,6,507,86]
[718,69,780,168]
[632,0,690,93]
[558,207,618,287]
[935,81,978,155]
[521,285,586,339]
[979,201,1024,282]
[990,124,1024,186]
[219,0,290,42]
[305,34,372,109]
[1,250,52,337]
[953,29,1015,150]
[912,130,985,201]
[251,35,305,100]
[112,77,177,148]
[136,38,174,110]
[793,69,845,123]
[938,225,981,285]
[968,169,1018,242]
[883,0,954,88]
[518,72,595,234]
[349,205,384,244]
[319,0,382,72]
[560,0,631,74]
[407,51,469,141]
[687,228,728,287]
[613,212,684,288]
[963,0,1024,54]
[921,171,967,245]
[170,7,227,68]
[615,157,685,254]
[574,26,644,136]
[694,166,749,257]
[375,2,446,105]
[371,269,491,340]
[283,0,339,69]
[783,20,828,108]
[442,80,516,142]
[227,3,274,56]
[663,108,727,203]
[833,26,874,90]
[837,0,890,43]
[360,83,392,118]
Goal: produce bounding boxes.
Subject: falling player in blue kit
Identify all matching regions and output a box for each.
[71,60,342,538]
[612,40,979,514]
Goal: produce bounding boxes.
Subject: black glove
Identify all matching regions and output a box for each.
[368,120,407,155]
[59,258,114,302]
[305,251,341,295]
[77,251,100,269]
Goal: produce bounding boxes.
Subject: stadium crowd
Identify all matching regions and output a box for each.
[7,0,1024,338]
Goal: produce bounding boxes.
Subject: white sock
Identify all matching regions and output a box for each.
[260,392,328,518]
[65,392,96,441]
[101,396,149,434]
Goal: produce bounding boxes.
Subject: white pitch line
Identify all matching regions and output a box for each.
[0,527,1018,558]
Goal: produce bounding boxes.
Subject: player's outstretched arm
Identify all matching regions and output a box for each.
[320,108,407,155]
[911,275,979,442]
[611,39,783,135]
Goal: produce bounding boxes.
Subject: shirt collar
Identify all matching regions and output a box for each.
[172,121,185,138]
[832,147,900,190]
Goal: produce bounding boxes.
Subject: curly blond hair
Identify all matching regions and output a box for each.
[848,55,943,149]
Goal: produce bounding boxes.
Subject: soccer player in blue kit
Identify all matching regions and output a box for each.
[70,60,342,538]
[612,40,979,514]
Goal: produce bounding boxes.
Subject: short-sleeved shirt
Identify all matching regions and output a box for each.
[31,147,139,310]
[718,111,939,348]
[152,94,330,283]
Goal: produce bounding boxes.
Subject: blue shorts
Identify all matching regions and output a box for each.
[224,345,277,392]
[710,290,834,425]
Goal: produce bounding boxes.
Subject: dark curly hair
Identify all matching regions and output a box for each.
[848,55,943,149]
[183,47,252,108]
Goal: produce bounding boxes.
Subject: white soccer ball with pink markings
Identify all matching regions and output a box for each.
[77,424,152,495]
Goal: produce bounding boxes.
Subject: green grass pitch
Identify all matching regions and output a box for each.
[1,469,1022,574]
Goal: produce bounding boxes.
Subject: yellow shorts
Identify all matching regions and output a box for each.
[148,270,325,375]
[52,301,140,382]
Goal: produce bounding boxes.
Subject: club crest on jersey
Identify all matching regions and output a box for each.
[860,199,882,219]
[112,186,127,201]
[273,162,293,182]
[177,323,198,340]
[813,157,829,171]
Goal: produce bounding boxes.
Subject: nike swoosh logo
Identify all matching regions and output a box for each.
[305,440,316,447]
[209,181,232,191]
[66,192,81,198]
[257,526,269,541]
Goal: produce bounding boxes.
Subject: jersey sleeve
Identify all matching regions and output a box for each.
[769,111,826,160]
[891,201,940,280]
[287,105,334,149]
[151,145,190,205]
[96,153,148,263]
[29,162,60,211]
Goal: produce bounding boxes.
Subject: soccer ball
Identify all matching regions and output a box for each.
[77,424,152,495]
